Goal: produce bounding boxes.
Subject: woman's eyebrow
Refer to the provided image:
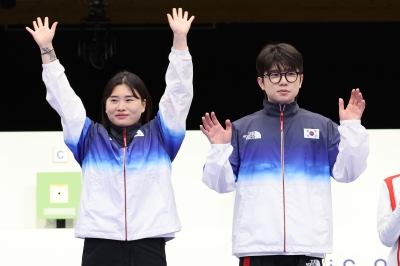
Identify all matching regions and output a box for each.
[109,95,135,98]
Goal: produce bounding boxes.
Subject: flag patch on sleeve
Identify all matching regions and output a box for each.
[304,128,319,139]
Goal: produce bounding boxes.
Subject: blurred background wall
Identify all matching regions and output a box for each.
[0,0,399,131]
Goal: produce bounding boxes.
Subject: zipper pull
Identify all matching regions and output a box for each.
[123,127,127,148]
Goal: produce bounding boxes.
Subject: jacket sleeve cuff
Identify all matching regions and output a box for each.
[42,59,60,69]
[210,143,232,151]
[170,47,189,54]
[340,120,361,125]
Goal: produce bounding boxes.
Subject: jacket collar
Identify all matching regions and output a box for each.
[109,123,142,148]
[263,100,299,117]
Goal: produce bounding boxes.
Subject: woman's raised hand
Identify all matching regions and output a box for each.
[26,17,58,49]
[167,8,194,36]
[26,17,58,63]
[167,8,194,50]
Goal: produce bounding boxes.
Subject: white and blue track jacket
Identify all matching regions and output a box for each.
[377,174,400,266]
[203,100,369,258]
[42,48,193,241]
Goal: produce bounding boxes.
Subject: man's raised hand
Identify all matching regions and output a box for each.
[339,88,366,121]
[200,112,232,144]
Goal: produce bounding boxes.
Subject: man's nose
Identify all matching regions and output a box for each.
[279,74,288,85]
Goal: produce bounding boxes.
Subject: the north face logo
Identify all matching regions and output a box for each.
[243,131,261,140]
[135,130,144,137]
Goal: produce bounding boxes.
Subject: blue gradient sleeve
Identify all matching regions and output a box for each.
[65,117,94,166]
[156,111,185,162]
[229,123,240,182]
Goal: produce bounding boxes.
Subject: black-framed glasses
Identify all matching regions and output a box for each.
[263,71,301,84]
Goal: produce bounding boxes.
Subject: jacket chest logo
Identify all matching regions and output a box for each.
[243,131,261,140]
[135,130,144,137]
[304,128,319,139]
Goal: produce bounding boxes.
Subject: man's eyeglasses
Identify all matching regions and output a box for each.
[262,71,301,84]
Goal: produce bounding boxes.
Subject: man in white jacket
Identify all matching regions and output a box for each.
[200,43,369,266]
[377,174,400,266]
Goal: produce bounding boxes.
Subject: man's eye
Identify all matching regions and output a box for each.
[269,73,280,78]
[287,72,297,77]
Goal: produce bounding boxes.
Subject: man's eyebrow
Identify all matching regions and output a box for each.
[268,68,296,73]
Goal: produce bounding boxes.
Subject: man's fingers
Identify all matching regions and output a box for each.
[202,116,211,131]
[204,113,215,127]
[33,21,38,31]
[44,17,49,28]
[348,89,355,106]
[183,11,188,20]
[200,125,209,136]
[188,15,195,24]
[356,90,363,104]
[225,119,232,132]
[178,7,182,18]
[338,98,344,112]
[353,88,362,106]
[210,112,220,126]
[172,8,178,19]
[358,100,366,113]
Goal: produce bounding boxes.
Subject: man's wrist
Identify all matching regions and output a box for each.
[340,120,361,125]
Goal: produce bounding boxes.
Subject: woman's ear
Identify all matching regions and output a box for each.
[141,99,147,113]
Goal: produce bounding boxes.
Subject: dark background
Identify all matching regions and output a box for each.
[0,22,398,131]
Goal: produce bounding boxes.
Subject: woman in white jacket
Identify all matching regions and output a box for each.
[26,8,194,266]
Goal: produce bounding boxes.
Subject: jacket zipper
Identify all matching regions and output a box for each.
[280,104,286,252]
[123,127,128,241]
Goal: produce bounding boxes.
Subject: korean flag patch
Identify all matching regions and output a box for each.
[304,128,319,139]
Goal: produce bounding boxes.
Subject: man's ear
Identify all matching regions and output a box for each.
[299,74,304,88]
[257,77,265,91]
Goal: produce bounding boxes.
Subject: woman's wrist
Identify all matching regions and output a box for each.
[40,45,57,64]
[39,44,53,53]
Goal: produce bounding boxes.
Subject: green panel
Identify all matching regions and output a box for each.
[36,172,81,219]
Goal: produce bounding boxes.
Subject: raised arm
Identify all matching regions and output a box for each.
[332,89,369,182]
[200,112,236,193]
[338,88,365,121]
[26,18,86,151]
[157,8,194,160]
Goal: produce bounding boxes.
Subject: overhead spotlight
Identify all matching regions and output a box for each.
[78,0,116,70]
[1,0,16,8]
